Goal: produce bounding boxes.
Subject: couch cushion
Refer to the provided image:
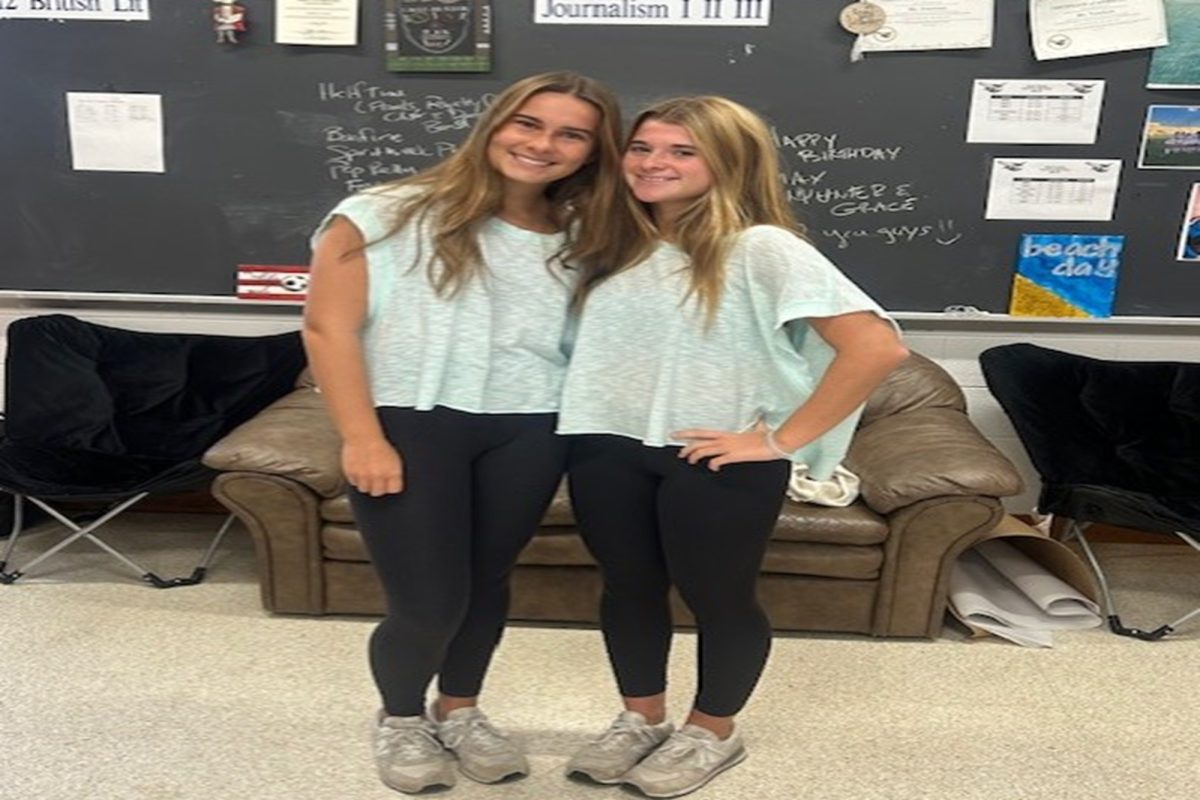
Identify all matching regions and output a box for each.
[772,501,888,545]
[850,408,1023,514]
[860,352,965,427]
[321,522,882,580]
[540,481,575,527]
[321,494,354,523]
[516,528,596,566]
[319,479,573,527]
[322,524,366,561]
[762,541,882,580]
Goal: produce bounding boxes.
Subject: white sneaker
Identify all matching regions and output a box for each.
[434,706,530,783]
[565,711,675,784]
[372,712,456,794]
[622,724,747,798]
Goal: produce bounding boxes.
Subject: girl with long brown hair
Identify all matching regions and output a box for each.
[560,96,908,797]
[303,71,623,795]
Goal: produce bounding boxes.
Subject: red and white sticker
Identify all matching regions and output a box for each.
[236,265,310,302]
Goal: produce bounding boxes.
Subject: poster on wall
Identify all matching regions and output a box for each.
[1138,105,1200,169]
[385,0,492,72]
[1178,184,1200,261]
[1010,234,1124,318]
[1147,0,1200,89]
[534,0,771,26]
[0,0,149,20]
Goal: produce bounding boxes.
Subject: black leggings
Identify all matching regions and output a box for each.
[568,435,789,718]
[350,406,567,717]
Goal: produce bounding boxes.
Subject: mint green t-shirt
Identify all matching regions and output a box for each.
[557,225,896,479]
[312,186,573,414]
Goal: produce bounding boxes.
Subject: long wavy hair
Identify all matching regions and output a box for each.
[574,95,807,321]
[362,72,625,296]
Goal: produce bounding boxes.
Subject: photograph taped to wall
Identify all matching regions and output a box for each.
[1178,184,1200,262]
[1138,105,1200,169]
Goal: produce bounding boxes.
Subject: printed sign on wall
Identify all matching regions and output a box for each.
[535,0,771,26]
[0,1,150,21]
[237,265,310,303]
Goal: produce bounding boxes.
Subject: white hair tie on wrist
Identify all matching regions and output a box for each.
[764,428,794,460]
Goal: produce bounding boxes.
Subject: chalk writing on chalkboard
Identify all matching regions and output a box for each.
[773,129,963,251]
[314,81,494,193]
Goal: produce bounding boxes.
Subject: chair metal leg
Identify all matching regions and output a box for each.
[0,494,25,579]
[0,496,234,588]
[1066,520,1199,640]
[141,513,236,588]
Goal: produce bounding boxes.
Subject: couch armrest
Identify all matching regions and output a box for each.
[211,472,327,614]
[846,407,1023,515]
[203,387,345,498]
[872,495,1005,636]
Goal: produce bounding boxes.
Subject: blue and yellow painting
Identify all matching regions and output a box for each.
[1010,234,1124,318]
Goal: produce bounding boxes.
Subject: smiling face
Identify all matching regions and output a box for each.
[485,91,601,189]
[622,118,714,228]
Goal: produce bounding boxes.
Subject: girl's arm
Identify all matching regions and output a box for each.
[675,311,908,470]
[303,216,404,495]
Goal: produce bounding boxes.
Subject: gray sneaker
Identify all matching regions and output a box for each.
[435,707,530,783]
[622,724,747,798]
[565,711,675,784]
[372,712,456,794]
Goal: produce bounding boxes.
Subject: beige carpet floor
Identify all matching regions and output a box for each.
[1,513,1197,800]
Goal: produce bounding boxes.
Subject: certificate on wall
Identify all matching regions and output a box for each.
[858,0,994,53]
[985,159,1122,221]
[967,79,1105,144]
[66,92,164,174]
[1030,0,1167,61]
[276,0,360,46]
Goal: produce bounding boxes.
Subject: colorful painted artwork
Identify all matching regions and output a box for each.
[1010,234,1124,318]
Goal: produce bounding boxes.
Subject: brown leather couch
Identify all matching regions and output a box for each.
[203,353,1022,637]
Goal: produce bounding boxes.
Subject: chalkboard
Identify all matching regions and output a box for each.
[2,2,1199,315]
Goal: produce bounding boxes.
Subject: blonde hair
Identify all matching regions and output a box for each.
[363,72,624,296]
[575,96,807,321]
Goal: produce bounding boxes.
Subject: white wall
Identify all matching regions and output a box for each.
[4,296,1200,514]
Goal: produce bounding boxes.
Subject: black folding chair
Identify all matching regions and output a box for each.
[980,343,1200,640]
[0,314,304,587]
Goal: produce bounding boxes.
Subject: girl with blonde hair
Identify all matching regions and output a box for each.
[303,71,623,795]
[560,96,908,797]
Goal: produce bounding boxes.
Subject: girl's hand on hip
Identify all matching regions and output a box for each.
[342,439,405,496]
[672,424,785,471]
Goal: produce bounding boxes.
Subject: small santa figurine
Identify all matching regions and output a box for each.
[213,0,247,44]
